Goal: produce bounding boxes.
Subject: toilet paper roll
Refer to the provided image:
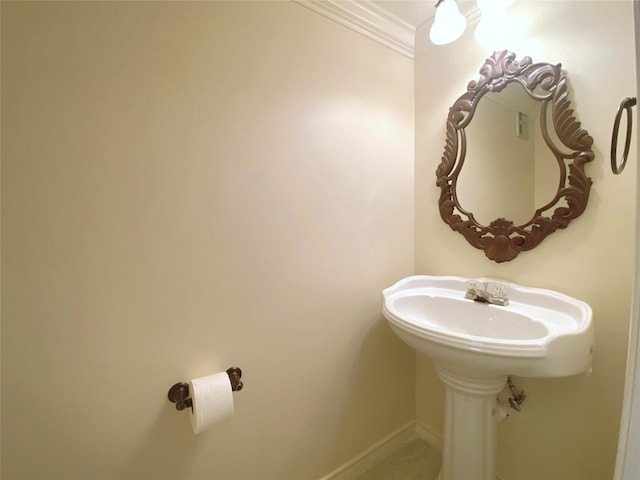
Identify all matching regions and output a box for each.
[189,372,234,434]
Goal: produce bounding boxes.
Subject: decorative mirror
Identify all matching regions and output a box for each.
[435,50,594,263]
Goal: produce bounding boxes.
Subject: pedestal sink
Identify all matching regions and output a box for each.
[382,275,593,480]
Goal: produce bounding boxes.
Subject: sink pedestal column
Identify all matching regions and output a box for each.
[435,363,507,480]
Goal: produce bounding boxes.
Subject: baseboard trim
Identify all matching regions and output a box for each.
[319,420,443,480]
[415,421,443,453]
[318,421,509,479]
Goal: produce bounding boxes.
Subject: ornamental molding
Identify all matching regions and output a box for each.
[294,0,416,58]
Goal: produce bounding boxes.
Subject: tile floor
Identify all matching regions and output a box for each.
[352,437,441,480]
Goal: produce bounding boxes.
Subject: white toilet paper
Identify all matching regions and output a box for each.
[189,371,234,434]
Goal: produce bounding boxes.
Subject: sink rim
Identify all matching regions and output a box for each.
[383,275,593,359]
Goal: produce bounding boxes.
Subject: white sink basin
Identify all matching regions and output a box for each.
[383,275,593,378]
[382,275,594,480]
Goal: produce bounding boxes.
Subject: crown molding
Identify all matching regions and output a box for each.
[294,0,416,59]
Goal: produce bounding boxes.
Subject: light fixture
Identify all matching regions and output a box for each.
[429,0,467,46]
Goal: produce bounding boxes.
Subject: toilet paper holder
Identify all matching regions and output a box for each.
[167,367,243,411]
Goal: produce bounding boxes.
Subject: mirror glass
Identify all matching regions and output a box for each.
[435,51,594,263]
[457,83,558,226]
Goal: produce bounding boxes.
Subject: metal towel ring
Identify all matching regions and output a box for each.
[611,97,637,175]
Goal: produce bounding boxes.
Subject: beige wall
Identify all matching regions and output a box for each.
[415,2,636,480]
[4,1,639,480]
[1,2,415,479]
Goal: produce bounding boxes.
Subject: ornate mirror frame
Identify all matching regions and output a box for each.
[435,50,594,263]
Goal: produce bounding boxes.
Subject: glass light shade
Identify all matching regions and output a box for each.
[429,0,467,45]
